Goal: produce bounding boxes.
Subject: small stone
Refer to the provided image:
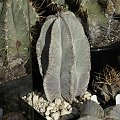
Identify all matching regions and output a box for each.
[33,95,39,103]
[27,93,32,100]
[49,103,55,107]
[51,106,59,113]
[68,107,72,113]
[116,94,120,105]
[28,100,32,106]
[39,97,44,102]
[47,106,54,111]
[46,116,53,120]
[61,108,70,116]
[66,104,72,110]
[55,99,62,106]
[83,91,92,99]
[45,110,50,116]
[39,106,46,113]
[91,95,99,104]
[22,96,26,100]
[51,112,60,120]
[63,101,69,108]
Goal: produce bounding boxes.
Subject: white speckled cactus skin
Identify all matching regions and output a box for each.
[36,11,91,103]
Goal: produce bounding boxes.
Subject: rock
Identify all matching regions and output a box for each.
[55,99,62,106]
[49,103,55,107]
[61,108,71,116]
[115,94,120,105]
[47,106,54,111]
[46,116,53,120]
[39,106,46,113]
[50,106,59,113]
[51,112,60,120]
[91,95,99,104]
[45,110,50,116]
[33,94,39,103]
[63,101,70,108]
[67,104,72,110]
[83,91,92,100]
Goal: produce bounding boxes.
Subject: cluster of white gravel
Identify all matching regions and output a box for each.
[22,92,73,120]
[22,91,100,120]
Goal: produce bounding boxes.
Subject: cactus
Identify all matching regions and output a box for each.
[0,0,37,80]
[78,116,103,120]
[36,11,91,103]
[79,100,104,119]
[104,104,120,120]
[0,0,5,52]
[77,99,120,120]
[5,0,37,59]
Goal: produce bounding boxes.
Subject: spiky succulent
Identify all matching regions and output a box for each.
[78,100,120,120]
[36,11,91,103]
[0,0,37,80]
[0,0,37,64]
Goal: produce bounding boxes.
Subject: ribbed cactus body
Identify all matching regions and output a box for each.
[5,0,29,58]
[0,0,37,63]
[36,11,91,103]
[0,1,6,57]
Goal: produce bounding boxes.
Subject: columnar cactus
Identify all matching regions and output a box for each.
[36,11,91,103]
[0,0,37,66]
[0,0,37,80]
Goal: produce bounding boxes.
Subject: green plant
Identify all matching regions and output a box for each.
[0,0,37,80]
[36,11,91,103]
[78,99,120,120]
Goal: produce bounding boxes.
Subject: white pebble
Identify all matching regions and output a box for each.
[91,95,99,104]
[61,108,71,116]
[84,92,91,99]
[40,106,46,113]
[50,106,59,113]
[49,103,55,107]
[68,107,72,113]
[47,106,54,111]
[45,110,50,116]
[28,100,32,106]
[116,94,120,105]
[67,104,72,110]
[63,101,69,108]
[55,99,62,106]
[27,93,32,99]
[33,95,39,103]
[22,96,26,100]
[46,116,53,120]
[39,97,44,102]
[51,112,60,120]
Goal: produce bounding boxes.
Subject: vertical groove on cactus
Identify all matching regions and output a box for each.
[36,16,56,76]
[60,15,76,103]
[43,17,62,101]
[61,11,91,97]
[36,11,91,103]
